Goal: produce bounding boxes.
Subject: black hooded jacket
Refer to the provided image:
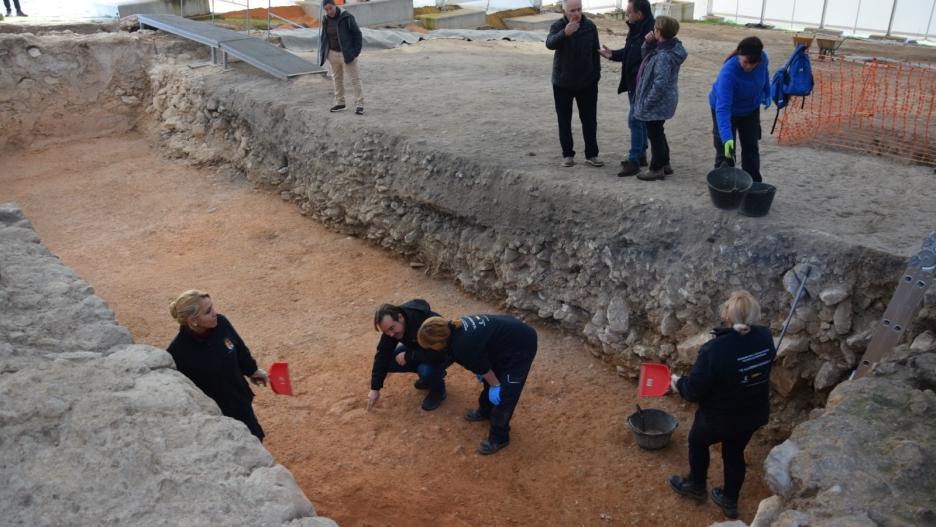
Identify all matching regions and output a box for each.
[370,299,442,390]
[446,315,537,375]
[609,14,655,94]
[546,14,601,90]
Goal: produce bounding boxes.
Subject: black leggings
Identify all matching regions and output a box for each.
[644,120,670,170]
[711,107,762,182]
[687,412,758,501]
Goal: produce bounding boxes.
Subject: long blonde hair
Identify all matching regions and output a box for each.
[720,290,760,335]
[417,317,463,349]
[169,290,210,326]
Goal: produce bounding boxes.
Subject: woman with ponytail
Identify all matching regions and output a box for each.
[418,314,538,455]
[668,290,776,519]
[167,290,268,441]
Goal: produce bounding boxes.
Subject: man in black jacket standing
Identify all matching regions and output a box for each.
[368,300,450,411]
[598,0,654,177]
[546,0,603,169]
[319,0,364,115]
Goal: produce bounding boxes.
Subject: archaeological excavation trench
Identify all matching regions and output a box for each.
[2,21,935,527]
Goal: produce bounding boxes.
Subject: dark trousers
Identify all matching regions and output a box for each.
[3,0,23,13]
[384,344,450,394]
[553,82,599,159]
[478,345,537,444]
[687,412,758,501]
[225,402,266,442]
[711,107,762,182]
[644,120,670,170]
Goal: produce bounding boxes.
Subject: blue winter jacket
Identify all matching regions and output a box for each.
[633,38,687,122]
[708,53,770,143]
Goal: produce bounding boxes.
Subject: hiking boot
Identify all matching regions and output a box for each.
[618,160,640,177]
[478,439,509,455]
[355,106,364,115]
[584,156,604,167]
[420,391,446,411]
[668,475,707,502]
[464,408,489,422]
[638,168,666,181]
[561,157,574,167]
[639,155,648,167]
[663,164,674,175]
[414,369,447,390]
[329,104,346,112]
[711,487,739,519]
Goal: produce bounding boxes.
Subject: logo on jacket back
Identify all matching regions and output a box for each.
[224,338,235,352]
[737,347,771,387]
[460,315,490,332]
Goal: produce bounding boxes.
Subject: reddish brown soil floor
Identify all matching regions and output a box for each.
[1,134,774,526]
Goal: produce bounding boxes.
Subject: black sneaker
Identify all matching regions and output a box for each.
[711,487,739,519]
[16,11,27,16]
[618,160,640,177]
[663,164,674,175]
[639,155,648,167]
[420,391,446,411]
[478,439,509,455]
[668,475,707,502]
[464,408,489,422]
[329,104,346,112]
[355,106,364,115]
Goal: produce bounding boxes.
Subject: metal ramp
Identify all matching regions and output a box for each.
[137,14,323,80]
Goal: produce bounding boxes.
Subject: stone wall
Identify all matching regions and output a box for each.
[144,63,936,435]
[0,203,336,526]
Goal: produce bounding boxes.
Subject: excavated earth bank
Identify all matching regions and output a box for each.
[1,22,935,527]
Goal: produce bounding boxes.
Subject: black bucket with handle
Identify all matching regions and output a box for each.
[739,182,777,217]
[706,162,753,210]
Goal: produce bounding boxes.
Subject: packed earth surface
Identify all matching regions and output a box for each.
[2,13,935,527]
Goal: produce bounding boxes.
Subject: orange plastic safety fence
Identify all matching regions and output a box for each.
[776,54,936,167]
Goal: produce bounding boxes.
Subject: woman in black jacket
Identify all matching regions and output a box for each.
[167,290,268,441]
[418,314,537,455]
[669,290,776,519]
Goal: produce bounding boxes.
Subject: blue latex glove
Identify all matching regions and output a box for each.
[488,385,502,406]
[475,374,484,385]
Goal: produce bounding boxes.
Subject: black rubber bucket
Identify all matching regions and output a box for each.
[739,182,777,217]
[626,408,678,450]
[706,164,753,210]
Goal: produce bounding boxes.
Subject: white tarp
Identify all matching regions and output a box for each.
[273,27,547,51]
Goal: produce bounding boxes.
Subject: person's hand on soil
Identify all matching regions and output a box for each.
[367,389,381,410]
[488,385,502,406]
[598,45,613,59]
[250,368,268,387]
[564,20,580,36]
[395,352,406,366]
[723,139,735,159]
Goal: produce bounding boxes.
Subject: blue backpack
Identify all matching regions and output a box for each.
[769,44,814,134]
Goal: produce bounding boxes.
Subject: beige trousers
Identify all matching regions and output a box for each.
[327,49,364,108]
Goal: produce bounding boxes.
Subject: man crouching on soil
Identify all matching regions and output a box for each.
[367,300,452,411]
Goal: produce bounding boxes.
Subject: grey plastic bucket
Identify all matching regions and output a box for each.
[626,408,678,450]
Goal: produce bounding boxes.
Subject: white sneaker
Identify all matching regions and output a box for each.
[561,157,575,167]
[585,156,604,167]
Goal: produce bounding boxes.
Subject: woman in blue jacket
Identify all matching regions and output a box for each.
[709,37,770,182]
[418,314,537,455]
[668,290,776,519]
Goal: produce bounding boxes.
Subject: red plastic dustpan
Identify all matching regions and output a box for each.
[638,362,671,397]
[269,362,293,396]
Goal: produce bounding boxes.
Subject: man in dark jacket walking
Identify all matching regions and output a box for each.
[368,300,451,411]
[598,0,653,177]
[546,0,603,169]
[319,0,364,115]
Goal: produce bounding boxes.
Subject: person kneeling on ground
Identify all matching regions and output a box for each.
[318,0,364,115]
[546,0,603,168]
[668,290,776,519]
[632,15,686,181]
[418,314,538,455]
[167,290,268,441]
[368,300,452,412]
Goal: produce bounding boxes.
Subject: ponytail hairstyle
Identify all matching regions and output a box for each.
[417,316,463,350]
[720,290,760,335]
[169,290,210,326]
[725,36,764,64]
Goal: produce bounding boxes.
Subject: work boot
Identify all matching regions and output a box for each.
[668,475,707,502]
[420,391,446,411]
[584,156,604,167]
[478,439,509,455]
[711,487,739,519]
[464,408,489,422]
[618,159,640,177]
[329,104,346,112]
[638,168,666,181]
[663,164,674,175]
[561,157,574,167]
